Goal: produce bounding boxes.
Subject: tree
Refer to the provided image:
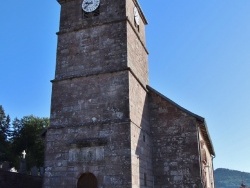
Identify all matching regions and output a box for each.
[0,105,11,162]
[0,104,49,170]
[10,115,49,170]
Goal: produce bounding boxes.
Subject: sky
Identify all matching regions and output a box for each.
[0,0,250,172]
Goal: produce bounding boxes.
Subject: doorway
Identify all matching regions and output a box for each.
[77,173,98,188]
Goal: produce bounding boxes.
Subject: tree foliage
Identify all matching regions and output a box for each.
[0,105,11,161]
[0,105,49,170]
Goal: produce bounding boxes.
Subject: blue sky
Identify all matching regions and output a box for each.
[0,1,250,172]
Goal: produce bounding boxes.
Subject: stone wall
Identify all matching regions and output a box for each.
[50,71,130,127]
[129,72,153,187]
[55,23,128,80]
[57,0,126,33]
[199,128,215,188]
[44,122,132,188]
[148,87,202,187]
[0,169,43,188]
[127,0,148,87]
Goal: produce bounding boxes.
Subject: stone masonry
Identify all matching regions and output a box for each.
[43,0,215,187]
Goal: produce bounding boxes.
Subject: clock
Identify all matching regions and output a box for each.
[134,7,140,26]
[82,0,100,13]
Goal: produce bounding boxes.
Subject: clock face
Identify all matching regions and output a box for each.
[82,0,100,13]
[134,7,140,26]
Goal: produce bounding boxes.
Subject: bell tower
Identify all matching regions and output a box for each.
[43,0,152,187]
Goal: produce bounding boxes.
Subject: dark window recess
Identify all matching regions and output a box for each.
[144,173,147,186]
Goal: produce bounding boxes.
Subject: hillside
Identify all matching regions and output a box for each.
[215,168,250,188]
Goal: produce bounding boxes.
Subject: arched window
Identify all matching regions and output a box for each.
[77,173,98,188]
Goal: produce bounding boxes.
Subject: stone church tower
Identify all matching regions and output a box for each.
[43,0,215,187]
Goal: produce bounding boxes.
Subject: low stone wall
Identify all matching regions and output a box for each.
[0,169,43,188]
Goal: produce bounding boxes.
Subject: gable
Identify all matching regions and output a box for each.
[147,85,215,156]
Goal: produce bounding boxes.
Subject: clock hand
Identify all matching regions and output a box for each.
[84,2,91,9]
[85,1,93,6]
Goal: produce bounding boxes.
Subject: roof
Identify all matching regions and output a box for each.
[147,85,215,156]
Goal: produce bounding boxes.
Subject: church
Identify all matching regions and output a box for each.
[43,0,215,187]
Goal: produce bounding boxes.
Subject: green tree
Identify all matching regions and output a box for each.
[10,115,49,170]
[0,105,11,162]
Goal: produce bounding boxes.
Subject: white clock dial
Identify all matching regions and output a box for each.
[134,7,140,26]
[82,0,100,13]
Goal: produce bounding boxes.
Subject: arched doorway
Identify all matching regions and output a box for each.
[77,173,98,188]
